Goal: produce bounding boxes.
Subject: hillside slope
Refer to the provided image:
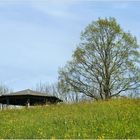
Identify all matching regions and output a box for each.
[0,99,140,139]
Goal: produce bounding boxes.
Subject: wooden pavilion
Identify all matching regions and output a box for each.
[0,89,62,108]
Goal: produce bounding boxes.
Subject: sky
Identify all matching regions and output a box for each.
[0,0,140,91]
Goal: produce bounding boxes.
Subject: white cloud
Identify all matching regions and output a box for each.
[0,0,84,21]
[29,0,78,19]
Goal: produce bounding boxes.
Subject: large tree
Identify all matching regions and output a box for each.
[58,18,140,100]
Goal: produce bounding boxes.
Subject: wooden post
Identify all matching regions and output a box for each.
[6,98,9,109]
[0,104,2,110]
[26,99,30,108]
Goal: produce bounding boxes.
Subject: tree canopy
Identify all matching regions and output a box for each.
[58,17,140,100]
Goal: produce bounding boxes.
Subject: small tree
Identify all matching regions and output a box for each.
[33,82,66,100]
[58,17,140,100]
[34,82,82,102]
[0,84,11,95]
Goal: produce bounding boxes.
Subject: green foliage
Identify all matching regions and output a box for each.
[58,17,140,100]
[0,99,140,139]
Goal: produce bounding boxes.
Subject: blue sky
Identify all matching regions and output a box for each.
[0,0,140,91]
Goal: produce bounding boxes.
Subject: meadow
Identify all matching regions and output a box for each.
[0,99,139,139]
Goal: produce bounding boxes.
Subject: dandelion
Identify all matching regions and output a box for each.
[51,136,56,140]
[98,134,105,139]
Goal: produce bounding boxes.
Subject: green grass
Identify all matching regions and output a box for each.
[0,99,140,139]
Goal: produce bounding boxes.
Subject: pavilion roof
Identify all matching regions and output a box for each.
[1,89,49,97]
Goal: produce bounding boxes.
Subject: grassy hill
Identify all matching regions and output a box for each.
[0,99,140,139]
